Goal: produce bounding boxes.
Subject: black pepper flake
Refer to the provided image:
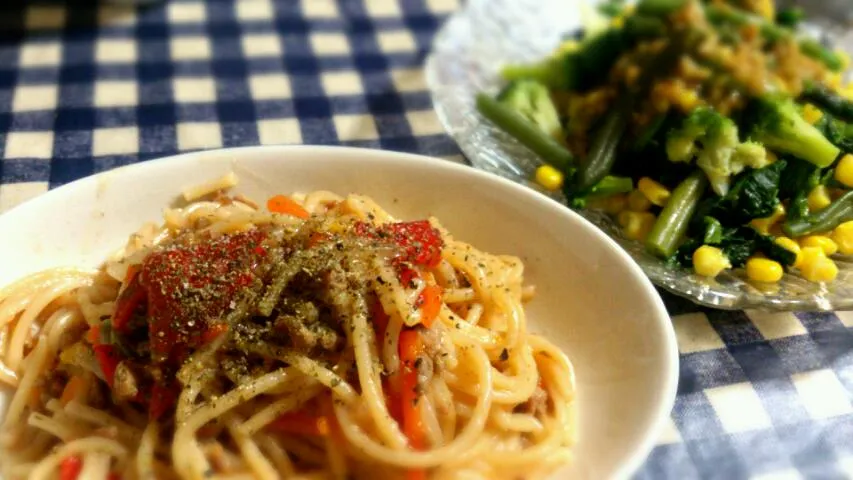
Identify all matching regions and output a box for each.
[499,348,509,361]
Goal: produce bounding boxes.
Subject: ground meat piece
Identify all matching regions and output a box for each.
[112,361,140,400]
[274,301,342,352]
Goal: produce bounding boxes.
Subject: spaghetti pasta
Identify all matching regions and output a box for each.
[0,174,575,480]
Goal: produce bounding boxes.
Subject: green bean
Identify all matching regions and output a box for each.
[475,94,575,172]
[632,113,667,151]
[801,83,853,123]
[783,190,853,237]
[586,175,634,197]
[636,0,688,17]
[705,4,841,71]
[799,39,844,72]
[704,4,789,42]
[574,104,629,191]
[646,171,708,258]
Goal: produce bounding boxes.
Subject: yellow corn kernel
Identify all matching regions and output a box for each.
[588,193,628,215]
[834,154,853,188]
[802,103,823,125]
[800,235,838,256]
[637,177,671,207]
[717,46,735,67]
[627,189,652,212]
[799,248,838,283]
[827,72,843,90]
[750,203,785,235]
[831,220,853,255]
[692,245,731,278]
[754,0,775,19]
[675,89,699,112]
[746,257,784,283]
[618,211,656,241]
[807,185,832,212]
[534,165,564,191]
[775,237,802,268]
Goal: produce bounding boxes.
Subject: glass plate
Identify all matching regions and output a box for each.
[425,0,853,311]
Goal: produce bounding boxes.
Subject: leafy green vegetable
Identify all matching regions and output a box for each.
[819,115,853,154]
[624,15,667,41]
[775,6,804,28]
[502,29,627,92]
[636,0,687,17]
[673,226,796,268]
[778,156,825,222]
[802,82,853,123]
[598,0,626,17]
[715,160,786,225]
[702,217,723,244]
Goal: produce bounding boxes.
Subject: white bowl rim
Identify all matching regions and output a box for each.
[0,145,679,479]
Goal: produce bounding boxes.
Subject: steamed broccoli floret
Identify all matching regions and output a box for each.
[666,108,771,196]
[745,95,841,168]
[496,80,563,140]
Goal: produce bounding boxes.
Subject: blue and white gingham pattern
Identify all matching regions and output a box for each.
[1,1,852,478]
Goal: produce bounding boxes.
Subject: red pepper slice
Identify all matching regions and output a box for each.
[111,269,146,333]
[200,323,229,345]
[382,221,443,268]
[355,220,443,268]
[93,344,121,387]
[59,455,82,480]
[149,383,177,420]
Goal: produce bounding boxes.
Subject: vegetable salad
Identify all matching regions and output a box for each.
[477,0,853,284]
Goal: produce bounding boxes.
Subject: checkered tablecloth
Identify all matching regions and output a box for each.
[1,1,851,479]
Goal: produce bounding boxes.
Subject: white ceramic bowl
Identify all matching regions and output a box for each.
[0,146,677,479]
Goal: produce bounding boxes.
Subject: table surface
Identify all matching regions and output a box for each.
[1,1,851,478]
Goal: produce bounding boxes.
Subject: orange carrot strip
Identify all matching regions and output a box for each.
[268,410,328,436]
[418,285,442,328]
[60,376,87,406]
[399,329,426,479]
[266,195,309,219]
[85,324,101,345]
